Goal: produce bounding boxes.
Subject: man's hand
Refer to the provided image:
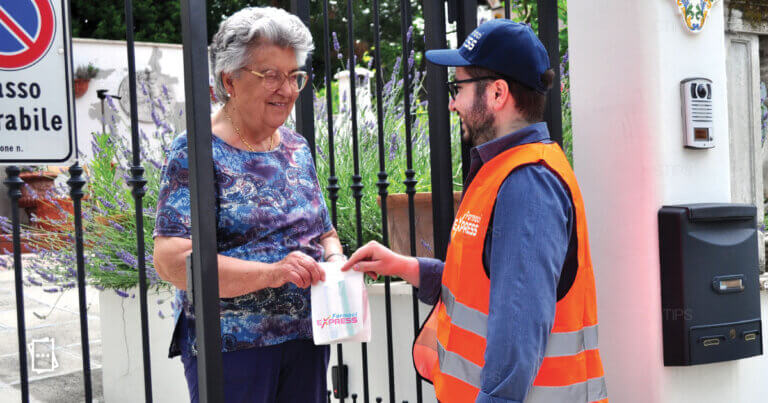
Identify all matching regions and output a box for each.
[270,251,325,289]
[340,241,420,286]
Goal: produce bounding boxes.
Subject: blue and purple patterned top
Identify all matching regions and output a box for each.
[153,126,333,356]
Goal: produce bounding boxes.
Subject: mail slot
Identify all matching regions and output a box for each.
[658,203,763,366]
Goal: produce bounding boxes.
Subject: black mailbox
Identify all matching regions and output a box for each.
[659,203,763,366]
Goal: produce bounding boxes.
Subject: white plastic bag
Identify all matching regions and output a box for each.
[311,262,371,345]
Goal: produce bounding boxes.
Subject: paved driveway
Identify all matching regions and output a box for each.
[0,256,103,402]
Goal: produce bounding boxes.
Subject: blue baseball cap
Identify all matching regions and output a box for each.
[425,19,551,94]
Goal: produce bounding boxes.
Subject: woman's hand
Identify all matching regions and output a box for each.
[270,251,325,289]
[324,253,348,263]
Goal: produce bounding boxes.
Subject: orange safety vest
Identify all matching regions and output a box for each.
[413,142,607,402]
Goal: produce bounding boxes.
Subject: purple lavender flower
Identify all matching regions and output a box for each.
[43,287,60,293]
[106,95,118,112]
[98,197,115,210]
[388,131,399,162]
[115,289,129,298]
[151,109,163,128]
[35,269,56,283]
[116,250,137,267]
[91,140,102,155]
[100,262,116,273]
[391,57,402,81]
[158,310,165,319]
[332,32,341,52]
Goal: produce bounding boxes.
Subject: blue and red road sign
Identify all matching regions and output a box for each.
[0,0,55,70]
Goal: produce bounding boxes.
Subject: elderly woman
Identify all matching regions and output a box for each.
[153,7,343,402]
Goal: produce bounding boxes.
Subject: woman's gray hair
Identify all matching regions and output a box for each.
[210,6,314,103]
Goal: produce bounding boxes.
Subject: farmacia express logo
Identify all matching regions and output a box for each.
[317,313,359,328]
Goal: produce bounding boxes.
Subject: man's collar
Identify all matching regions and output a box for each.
[471,122,551,163]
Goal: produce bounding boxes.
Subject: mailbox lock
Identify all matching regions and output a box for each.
[698,335,725,347]
[742,330,759,342]
[711,275,745,294]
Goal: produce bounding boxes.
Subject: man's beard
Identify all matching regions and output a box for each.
[462,92,495,146]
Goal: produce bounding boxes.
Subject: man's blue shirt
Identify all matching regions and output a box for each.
[416,122,574,403]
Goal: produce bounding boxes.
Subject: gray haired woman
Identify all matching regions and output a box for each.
[153,6,344,402]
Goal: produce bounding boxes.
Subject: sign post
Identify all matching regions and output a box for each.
[0,0,76,164]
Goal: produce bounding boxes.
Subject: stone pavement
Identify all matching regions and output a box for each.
[0,257,103,403]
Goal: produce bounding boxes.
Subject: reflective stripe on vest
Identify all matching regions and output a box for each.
[437,334,608,403]
[544,324,599,357]
[437,339,483,388]
[526,376,608,403]
[442,284,600,358]
[441,285,487,338]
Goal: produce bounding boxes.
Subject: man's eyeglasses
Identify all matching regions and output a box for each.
[446,76,498,100]
[243,68,309,92]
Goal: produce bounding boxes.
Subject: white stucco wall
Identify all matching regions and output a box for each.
[70,38,188,163]
[569,1,766,402]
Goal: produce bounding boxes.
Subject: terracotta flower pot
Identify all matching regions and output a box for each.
[379,191,462,258]
[18,171,58,209]
[31,197,75,232]
[74,78,90,98]
[0,233,70,254]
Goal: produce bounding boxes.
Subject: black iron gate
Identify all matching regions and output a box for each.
[4,1,561,402]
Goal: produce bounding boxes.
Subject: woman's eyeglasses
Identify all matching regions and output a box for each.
[243,68,309,92]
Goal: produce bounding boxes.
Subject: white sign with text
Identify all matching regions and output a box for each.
[0,0,76,163]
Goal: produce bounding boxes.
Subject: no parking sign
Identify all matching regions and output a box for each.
[0,0,75,163]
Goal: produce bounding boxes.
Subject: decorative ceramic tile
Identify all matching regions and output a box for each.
[676,0,719,33]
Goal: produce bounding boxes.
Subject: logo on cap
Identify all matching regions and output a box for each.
[462,31,483,52]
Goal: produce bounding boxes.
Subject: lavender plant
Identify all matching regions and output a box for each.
[305,50,463,250]
[561,50,573,165]
[16,84,178,293]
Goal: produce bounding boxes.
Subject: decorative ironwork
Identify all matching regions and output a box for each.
[346,2,370,400]
[123,1,153,401]
[373,0,395,402]
[4,166,29,403]
[67,163,93,402]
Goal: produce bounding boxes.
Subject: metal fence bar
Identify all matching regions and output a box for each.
[505,0,511,19]
[122,1,153,400]
[5,166,29,403]
[67,163,92,402]
[321,1,346,401]
[345,1,370,400]
[372,0,396,402]
[291,0,316,160]
[537,0,562,145]
[455,1,477,183]
[423,1,454,260]
[398,2,423,403]
[179,0,224,402]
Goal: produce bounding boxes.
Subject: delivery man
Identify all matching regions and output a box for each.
[342,19,607,402]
